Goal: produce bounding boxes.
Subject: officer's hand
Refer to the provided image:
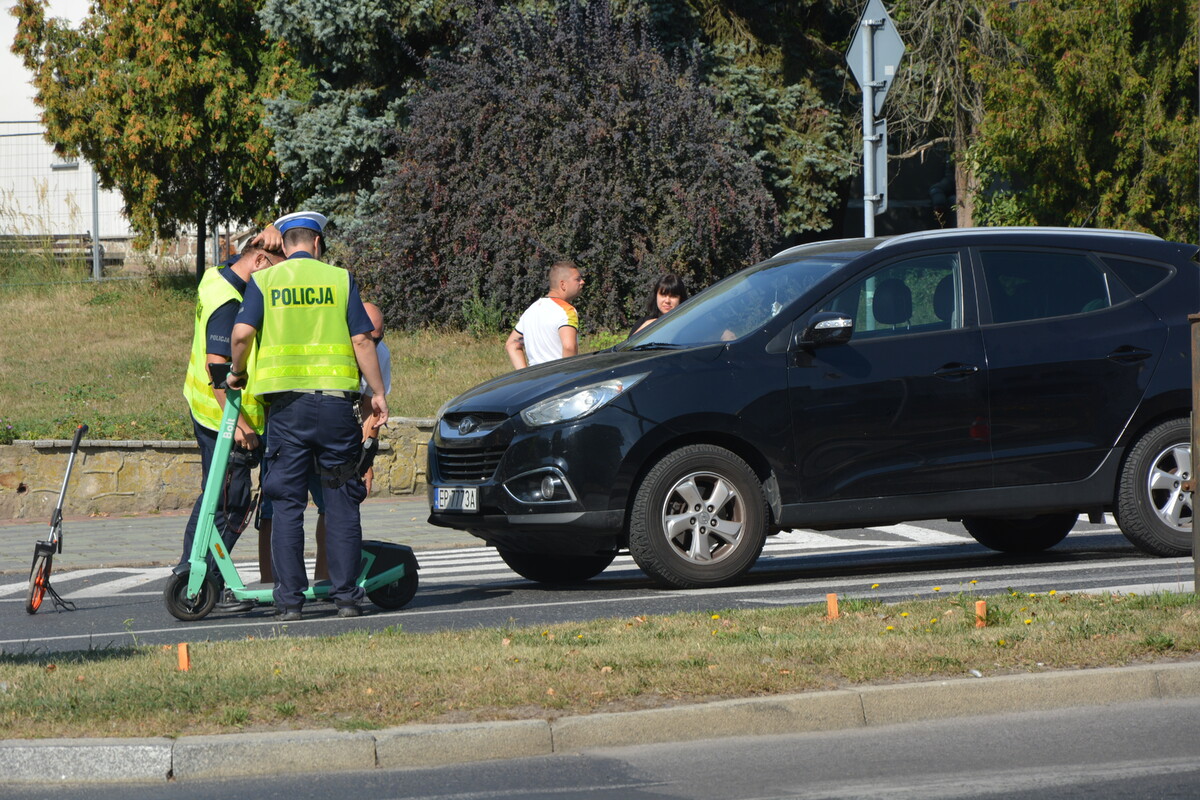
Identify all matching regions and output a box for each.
[250,224,283,253]
[370,395,388,428]
[234,426,258,450]
[226,370,246,390]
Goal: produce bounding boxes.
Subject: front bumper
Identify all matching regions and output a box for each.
[425,410,633,555]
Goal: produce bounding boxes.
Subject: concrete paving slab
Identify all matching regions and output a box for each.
[375,719,553,768]
[858,663,1162,726]
[0,737,172,782]
[171,729,377,780]
[551,690,867,751]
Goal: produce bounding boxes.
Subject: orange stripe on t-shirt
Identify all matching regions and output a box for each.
[551,297,578,329]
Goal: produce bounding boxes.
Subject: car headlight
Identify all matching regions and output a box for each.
[520,374,647,428]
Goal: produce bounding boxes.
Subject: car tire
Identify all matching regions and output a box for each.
[497,550,616,584]
[628,444,769,588]
[1116,417,1193,556]
[961,513,1077,553]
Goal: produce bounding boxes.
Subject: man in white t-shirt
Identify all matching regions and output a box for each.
[505,261,585,368]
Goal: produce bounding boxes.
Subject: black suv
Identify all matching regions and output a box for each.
[429,228,1197,588]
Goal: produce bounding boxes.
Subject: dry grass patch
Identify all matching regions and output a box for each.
[0,275,620,441]
[2,590,1198,740]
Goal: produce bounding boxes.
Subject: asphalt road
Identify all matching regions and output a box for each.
[2,511,1194,655]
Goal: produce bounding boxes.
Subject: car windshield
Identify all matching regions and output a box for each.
[620,250,854,348]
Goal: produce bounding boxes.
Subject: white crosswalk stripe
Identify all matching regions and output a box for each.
[0,521,1123,601]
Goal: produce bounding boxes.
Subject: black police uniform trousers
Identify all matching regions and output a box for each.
[262,391,366,610]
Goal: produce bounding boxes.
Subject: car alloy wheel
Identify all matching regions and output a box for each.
[1117,417,1193,557]
[629,444,768,588]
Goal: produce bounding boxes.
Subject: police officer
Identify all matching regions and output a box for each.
[227,211,388,620]
[179,242,279,611]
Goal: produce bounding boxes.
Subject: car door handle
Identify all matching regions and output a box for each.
[933,363,980,379]
[1107,346,1153,364]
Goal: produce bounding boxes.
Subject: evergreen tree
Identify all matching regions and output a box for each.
[968,0,1199,241]
[639,0,858,238]
[351,0,777,332]
[258,0,465,231]
[12,0,291,279]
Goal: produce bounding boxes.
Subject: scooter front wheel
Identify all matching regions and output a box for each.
[367,569,419,610]
[25,552,52,614]
[164,570,219,621]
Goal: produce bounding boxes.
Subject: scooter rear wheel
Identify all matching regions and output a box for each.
[25,552,52,614]
[164,570,219,621]
[367,569,419,610]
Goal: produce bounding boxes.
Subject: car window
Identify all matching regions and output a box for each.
[980,250,1112,324]
[1100,255,1172,296]
[620,254,848,347]
[820,252,962,340]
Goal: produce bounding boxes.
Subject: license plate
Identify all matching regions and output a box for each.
[436,486,478,512]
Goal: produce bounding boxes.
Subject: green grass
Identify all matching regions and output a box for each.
[1,590,1197,739]
[0,267,617,443]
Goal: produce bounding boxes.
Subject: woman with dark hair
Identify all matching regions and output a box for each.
[629,273,688,337]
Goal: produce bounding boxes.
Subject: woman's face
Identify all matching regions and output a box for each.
[656,291,681,316]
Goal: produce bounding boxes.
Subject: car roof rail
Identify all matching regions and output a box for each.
[875,226,1164,249]
[772,237,879,259]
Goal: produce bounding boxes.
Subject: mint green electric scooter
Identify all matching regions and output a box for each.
[163,364,419,621]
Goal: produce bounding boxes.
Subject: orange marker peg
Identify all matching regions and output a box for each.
[975,600,987,628]
[178,642,191,671]
[826,593,839,619]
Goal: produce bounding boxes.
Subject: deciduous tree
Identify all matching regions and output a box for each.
[352,0,777,332]
[12,0,291,279]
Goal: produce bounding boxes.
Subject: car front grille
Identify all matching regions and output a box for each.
[436,445,506,481]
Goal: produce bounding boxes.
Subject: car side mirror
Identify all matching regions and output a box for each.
[797,312,854,347]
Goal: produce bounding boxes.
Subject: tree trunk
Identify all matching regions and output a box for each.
[954,158,976,228]
[195,212,207,284]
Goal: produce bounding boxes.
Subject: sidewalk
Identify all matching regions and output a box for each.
[0,496,478,575]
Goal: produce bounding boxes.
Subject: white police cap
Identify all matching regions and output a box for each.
[274,210,327,235]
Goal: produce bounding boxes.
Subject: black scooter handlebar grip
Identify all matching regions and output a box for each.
[71,424,88,450]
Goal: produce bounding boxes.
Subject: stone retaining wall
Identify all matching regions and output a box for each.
[0,419,434,521]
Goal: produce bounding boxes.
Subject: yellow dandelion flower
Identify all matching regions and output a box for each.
[1048,590,1057,596]
[900,612,909,617]
[711,614,720,620]
[885,626,894,631]
[871,583,880,589]
[933,586,941,592]
[1024,619,1033,625]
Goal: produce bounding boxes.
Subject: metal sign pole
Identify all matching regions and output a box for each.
[862,16,878,238]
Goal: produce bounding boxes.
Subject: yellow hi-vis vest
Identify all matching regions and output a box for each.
[251,258,359,398]
[182,267,265,433]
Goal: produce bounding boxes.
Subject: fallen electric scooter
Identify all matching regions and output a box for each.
[163,364,419,621]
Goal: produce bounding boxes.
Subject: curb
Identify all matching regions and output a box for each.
[3,660,1199,783]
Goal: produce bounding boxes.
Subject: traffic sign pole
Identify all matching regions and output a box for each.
[846,0,904,239]
[862,17,877,237]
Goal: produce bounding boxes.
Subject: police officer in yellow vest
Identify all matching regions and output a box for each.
[178,242,280,611]
[228,211,388,620]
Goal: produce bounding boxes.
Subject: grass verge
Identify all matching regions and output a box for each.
[0,272,617,443]
[2,589,1197,739]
